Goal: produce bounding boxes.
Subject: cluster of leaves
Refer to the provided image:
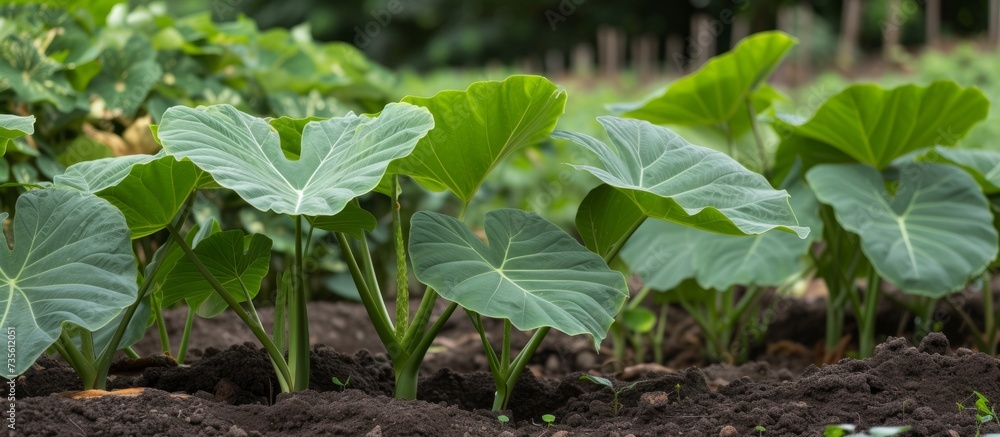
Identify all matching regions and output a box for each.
[0,1,394,204]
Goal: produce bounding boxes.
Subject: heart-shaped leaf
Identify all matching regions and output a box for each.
[0,114,35,156]
[0,35,76,111]
[409,209,628,347]
[90,36,162,117]
[160,230,272,318]
[158,102,434,216]
[806,162,997,296]
[780,81,988,171]
[919,147,1000,194]
[612,31,795,134]
[576,184,645,260]
[1,189,136,377]
[390,75,567,202]
[622,179,821,291]
[554,116,808,238]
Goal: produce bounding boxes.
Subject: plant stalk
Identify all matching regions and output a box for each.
[176,306,196,364]
[392,176,409,341]
[166,223,293,391]
[288,215,311,391]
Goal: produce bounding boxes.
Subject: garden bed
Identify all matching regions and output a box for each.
[10,300,1000,436]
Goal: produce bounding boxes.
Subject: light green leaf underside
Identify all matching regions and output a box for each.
[0,114,35,156]
[615,31,796,131]
[555,116,808,238]
[0,189,136,377]
[806,163,997,297]
[919,146,1000,194]
[160,230,272,318]
[158,102,434,216]
[409,209,628,348]
[53,153,161,193]
[789,81,988,170]
[622,179,821,291]
[391,75,567,202]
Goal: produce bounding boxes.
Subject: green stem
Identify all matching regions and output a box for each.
[392,176,409,341]
[859,270,881,358]
[336,233,398,352]
[984,272,997,355]
[176,306,196,364]
[288,215,311,391]
[468,311,502,379]
[58,331,96,390]
[401,287,437,351]
[494,326,550,411]
[722,121,737,162]
[357,233,392,330]
[152,294,171,355]
[123,347,140,360]
[745,96,769,174]
[611,322,626,372]
[652,304,668,364]
[628,285,652,310]
[395,302,457,400]
[605,216,647,264]
[166,223,293,391]
[80,330,95,363]
[500,319,511,376]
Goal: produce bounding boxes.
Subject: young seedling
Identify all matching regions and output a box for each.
[958,392,1000,436]
[580,374,638,416]
[497,415,510,430]
[756,425,766,436]
[675,383,683,401]
[542,414,556,428]
[331,376,350,390]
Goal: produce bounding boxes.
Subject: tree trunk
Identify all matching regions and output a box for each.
[883,0,901,60]
[925,0,941,48]
[837,0,863,72]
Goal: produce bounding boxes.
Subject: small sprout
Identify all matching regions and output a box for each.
[580,374,638,416]
[756,425,766,436]
[675,383,682,401]
[331,376,350,390]
[497,414,509,429]
[542,414,556,428]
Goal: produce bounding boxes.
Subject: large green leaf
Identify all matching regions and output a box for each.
[576,184,645,260]
[160,230,272,318]
[409,209,628,347]
[622,179,821,291]
[97,156,199,239]
[53,154,160,192]
[806,163,997,296]
[158,103,433,216]
[554,116,808,238]
[919,147,1000,194]
[614,31,795,132]
[0,114,35,156]
[0,34,76,111]
[90,36,162,117]
[390,75,567,202]
[0,189,136,377]
[785,81,988,171]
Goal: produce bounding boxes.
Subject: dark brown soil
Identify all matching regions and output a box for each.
[9,289,1000,436]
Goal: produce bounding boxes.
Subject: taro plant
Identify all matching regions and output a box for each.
[774,80,998,357]
[604,30,807,365]
[155,101,436,392]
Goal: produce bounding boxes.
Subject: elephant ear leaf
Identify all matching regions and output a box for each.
[807,162,997,296]
[0,189,136,378]
[157,102,434,216]
[612,31,795,135]
[555,116,808,238]
[781,81,988,171]
[409,209,628,348]
[390,75,567,202]
[0,114,35,156]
